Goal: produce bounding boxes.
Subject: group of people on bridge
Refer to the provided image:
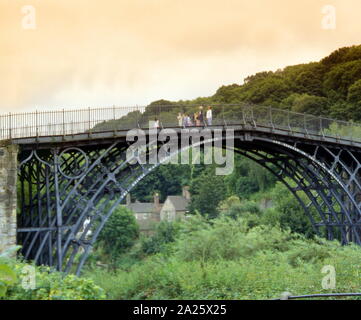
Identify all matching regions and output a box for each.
[177,106,213,128]
[153,106,213,129]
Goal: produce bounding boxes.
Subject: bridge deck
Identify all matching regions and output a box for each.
[0,103,360,153]
[12,123,361,151]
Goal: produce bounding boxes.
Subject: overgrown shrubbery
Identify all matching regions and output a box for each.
[95,205,139,269]
[140,220,181,255]
[0,258,105,300]
[85,213,361,300]
[260,181,317,238]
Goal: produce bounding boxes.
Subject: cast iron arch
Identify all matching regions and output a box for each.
[17,133,361,275]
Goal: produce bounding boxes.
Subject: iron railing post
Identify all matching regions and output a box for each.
[269,106,274,129]
[304,113,309,136]
[62,109,65,137]
[136,105,140,128]
[112,105,116,132]
[36,110,39,138]
[222,105,227,127]
[88,107,91,135]
[8,112,12,140]
[287,109,291,132]
[251,105,256,127]
[242,105,246,125]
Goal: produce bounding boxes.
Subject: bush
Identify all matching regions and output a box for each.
[175,217,297,263]
[97,205,139,264]
[141,221,181,255]
[1,260,105,300]
[261,181,316,237]
[85,217,361,300]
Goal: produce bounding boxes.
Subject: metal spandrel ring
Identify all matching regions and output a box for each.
[58,147,89,179]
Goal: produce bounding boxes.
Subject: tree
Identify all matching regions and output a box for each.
[348,79,361,104]
[132,164,193,202]
[321,45,361,66]
[323,60,361,97]
[262,181,316,237]
[189,167,227,218]
[224,156,275,198]
[291,94,329,116]
[218,196,261,228]
[97,206,139,264]
[295,70,324,96]
[245,76,291,104]
[141,221,180,255]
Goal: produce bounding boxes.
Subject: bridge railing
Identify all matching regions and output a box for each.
[1,104,361,143]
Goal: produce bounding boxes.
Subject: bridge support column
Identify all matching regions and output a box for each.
[0,144,18,253]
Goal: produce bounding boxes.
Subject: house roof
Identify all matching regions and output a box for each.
[126,201,162,214]
[166,196,190,211]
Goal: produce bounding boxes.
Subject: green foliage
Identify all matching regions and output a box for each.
[323,121,361,141]
[291,94,329,116]
[86,215,361,300]
[294,70,324,96]
[140,220,181,255]
[323,60,361,97]
[175,217,293,262]
[0,246,21,297]
[218,196,261,228]
[261,181,316,238]
[225,156,275,198]
[2,260,105,300]
[347,79,361,120]
[321,45,361,66]
[348,79,361,103]
[132,164,192,202]
[0,264,17,297]
[97,205,139,264]
[189,167,227,218]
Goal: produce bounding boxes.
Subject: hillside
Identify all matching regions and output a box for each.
[93,45,361,133]
[156,45,361,120]
[210,45,361,120]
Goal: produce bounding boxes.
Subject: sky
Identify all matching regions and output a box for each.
[0,0,360,113]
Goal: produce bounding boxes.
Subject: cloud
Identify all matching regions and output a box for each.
[0,0,360,112]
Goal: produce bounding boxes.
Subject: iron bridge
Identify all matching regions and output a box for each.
[2,104,361,275]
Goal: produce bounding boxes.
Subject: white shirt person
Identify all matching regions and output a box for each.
[206,107,213,126]
[153,119,160,128]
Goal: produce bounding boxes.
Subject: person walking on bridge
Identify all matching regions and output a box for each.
[206,106,213,126]
[182,113,187,127]
[177,113,183,127]
[198,106,204,126]
[194,112,199,126]
[185,114,192,127]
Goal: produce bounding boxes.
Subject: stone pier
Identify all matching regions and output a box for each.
[0,144,18,253]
